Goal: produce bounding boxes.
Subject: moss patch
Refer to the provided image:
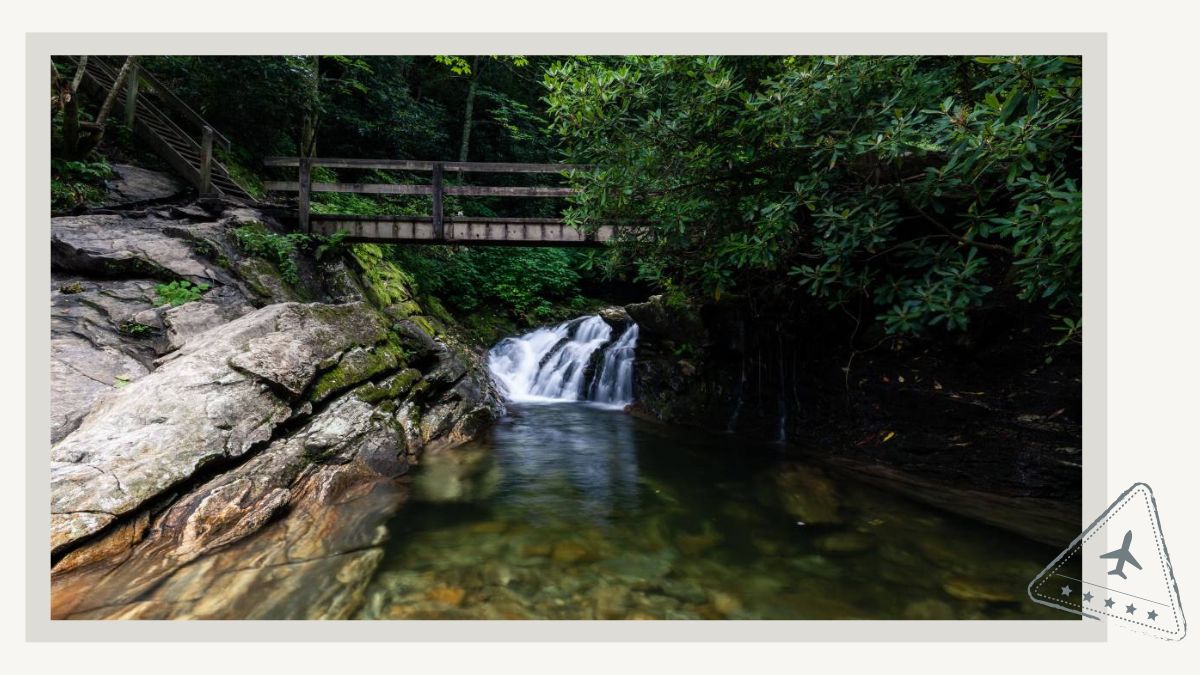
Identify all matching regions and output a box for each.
[407,314,445,339]
[348,244,421,317]
[355,368,423,404]
[309,341,407,403]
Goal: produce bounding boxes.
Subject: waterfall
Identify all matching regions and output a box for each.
[488,315,639,407]
[589,324,639,405]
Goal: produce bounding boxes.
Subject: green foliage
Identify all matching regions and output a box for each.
[51,158,113,212]
[392,246,585,323]
[231,224,310,285]
[214,147,265,200]
[544,55,1082,335]
[119,321,154,337]
[154,280,209,307]
[315,230,350,261]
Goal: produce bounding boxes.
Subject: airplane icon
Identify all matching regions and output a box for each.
[1100,529,1143,579]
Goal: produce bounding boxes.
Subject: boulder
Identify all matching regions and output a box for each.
[764,464,843,525]
[50,302,388,554]
[598,305,633,330]
[48,198,503,619]
[101,164,185,206]
[625,294,705,345]
[392,318,442,364]
[52,213,236,287]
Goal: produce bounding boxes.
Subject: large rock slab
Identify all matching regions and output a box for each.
[50,301,388,554]
[51,389,410,619]
[101,164,185,206]
[51,213,238,287]
[51,276,161,443]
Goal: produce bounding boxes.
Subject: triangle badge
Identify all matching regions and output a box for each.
[1029,483,1186,640]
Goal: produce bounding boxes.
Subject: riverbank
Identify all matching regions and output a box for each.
[50,185,501,618]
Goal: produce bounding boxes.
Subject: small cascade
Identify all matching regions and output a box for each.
[589,324,639,405]
[488,315,639,406]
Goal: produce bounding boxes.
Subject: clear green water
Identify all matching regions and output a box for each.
[359,402,1066,620]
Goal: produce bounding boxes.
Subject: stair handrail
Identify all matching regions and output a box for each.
[122,61,232,151]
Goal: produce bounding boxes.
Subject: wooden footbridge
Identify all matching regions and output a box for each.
[264,157,625,247]
[65,56,627,248]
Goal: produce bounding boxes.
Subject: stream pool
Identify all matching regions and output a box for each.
[358,401,1068,620]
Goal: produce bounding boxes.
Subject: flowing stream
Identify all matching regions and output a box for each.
[487,315,639,407]
[359,316,1063,620]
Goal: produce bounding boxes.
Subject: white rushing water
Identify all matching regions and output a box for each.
[487,315,639,407]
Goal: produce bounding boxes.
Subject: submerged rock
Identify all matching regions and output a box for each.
[903,599,957,620]
[764,464,843,525]
[815,531,876,555]
[942,578,1019,604]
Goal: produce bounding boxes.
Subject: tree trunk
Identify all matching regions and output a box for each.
[55,57,88,159]
[61,56,139,160]
[300,55,320,158]
[91,56,138,129]
[457,56,481,165]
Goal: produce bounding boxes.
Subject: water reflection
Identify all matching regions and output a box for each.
[365,403,1065,620]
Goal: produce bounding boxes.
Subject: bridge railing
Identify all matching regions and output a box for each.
[263,157,589,237]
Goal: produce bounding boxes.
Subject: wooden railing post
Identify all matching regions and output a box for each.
[199,126,214,196]
[124,61,139,129]
[298,156,312,234]
[432,162,444,240]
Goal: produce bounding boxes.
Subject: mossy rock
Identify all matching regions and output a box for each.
[349,244,419,313]
[355,368,423,404]
[408,315,445,339]
[237,257,303,303]
[393,318,440,362]
[309,341,407,403]
[390,300,424,319]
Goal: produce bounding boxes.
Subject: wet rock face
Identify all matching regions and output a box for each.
[49,198,502,619]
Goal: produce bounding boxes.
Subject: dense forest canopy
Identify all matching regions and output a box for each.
[52,54,1082,341]
[547,56,1082,339]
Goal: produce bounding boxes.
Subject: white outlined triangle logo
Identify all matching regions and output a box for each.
[1029,483,1186,640]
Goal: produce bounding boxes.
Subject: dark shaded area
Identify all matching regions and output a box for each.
[627,295,1081,544]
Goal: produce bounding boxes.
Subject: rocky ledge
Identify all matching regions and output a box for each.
[50,187,500,619]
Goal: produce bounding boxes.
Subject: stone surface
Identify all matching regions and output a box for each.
[598,305,633,330]
[51,276,161,443]
[101,164,185,206]
[51,383,417,619]
[50,302,388,554]
[52,213,237,287]
[767,464,843,525]
[49,199,503,620]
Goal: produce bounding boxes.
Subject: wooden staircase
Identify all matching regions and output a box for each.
[68,56,255,202]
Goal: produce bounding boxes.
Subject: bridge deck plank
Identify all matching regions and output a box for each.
[263,157,589,173]
[308,214,631,247]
